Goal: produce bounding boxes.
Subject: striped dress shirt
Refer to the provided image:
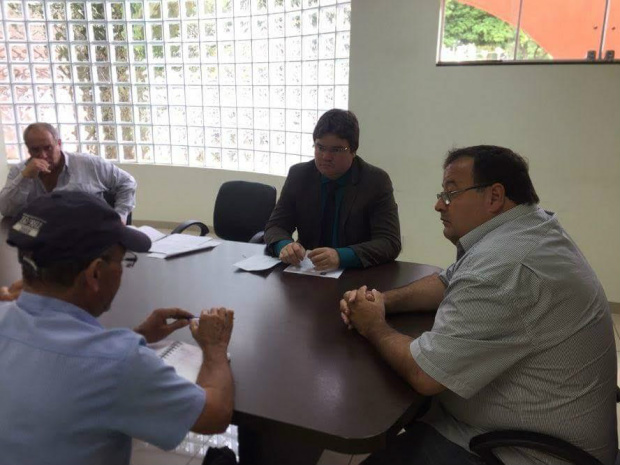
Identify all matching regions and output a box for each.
[411,204,617,465]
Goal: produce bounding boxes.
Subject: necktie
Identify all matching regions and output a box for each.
[320,181,338,247]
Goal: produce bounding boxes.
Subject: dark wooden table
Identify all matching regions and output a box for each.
[0,218,441,464]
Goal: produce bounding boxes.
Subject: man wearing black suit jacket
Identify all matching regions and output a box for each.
[264,109,401,270]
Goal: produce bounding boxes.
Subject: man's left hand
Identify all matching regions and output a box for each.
[134,307,194,343]
[308,247,340,271]
[340,286,386,337]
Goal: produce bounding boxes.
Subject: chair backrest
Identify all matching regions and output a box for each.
[103,191,132,225]
[213,181,277,242]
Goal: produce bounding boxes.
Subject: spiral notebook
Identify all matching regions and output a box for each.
[152,341,203,383]
[150,340,231,383]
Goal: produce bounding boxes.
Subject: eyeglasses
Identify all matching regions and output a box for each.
[314,143,350,154]
[436,183,492,206]
[122,251,138,268]
[102,251,138,268]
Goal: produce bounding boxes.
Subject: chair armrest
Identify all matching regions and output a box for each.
[248,231,265,244]
[470,430,604,465]
[171,220,210,236]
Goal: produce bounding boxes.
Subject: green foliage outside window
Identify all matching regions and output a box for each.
[443,0,551,60]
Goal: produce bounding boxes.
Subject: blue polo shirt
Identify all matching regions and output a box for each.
[0,292,205,465]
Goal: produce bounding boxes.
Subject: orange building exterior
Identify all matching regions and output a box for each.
[458,0,619,59]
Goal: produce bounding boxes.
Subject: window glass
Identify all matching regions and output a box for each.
[439,0,614,63]
[0,0,352,174]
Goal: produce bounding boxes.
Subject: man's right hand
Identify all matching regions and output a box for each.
[341,287,376,327]
[22,158,51,178]
[279,242,306,265]
[340,286,386,338]
[190,307,234,356]
[190,307,235,435]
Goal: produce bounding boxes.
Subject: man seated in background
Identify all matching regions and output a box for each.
[341,145,617,465]
[0,122,136,223]
[0,191,235,465]
[264,109,401,271]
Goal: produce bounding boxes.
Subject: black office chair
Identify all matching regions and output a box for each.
[103,191,132,225]
[469,387,620,465]
[171,181,276,243]
[212,181,277,243]
[170,220,210,236]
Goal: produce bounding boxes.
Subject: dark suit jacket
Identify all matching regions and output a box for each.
[264,157,401,268]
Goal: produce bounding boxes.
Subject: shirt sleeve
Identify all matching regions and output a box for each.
[410,270,535,399]
[336,247,362,268]
[274,239,293,257]
[0,164,32,217]
[437,262,456,287]
[264,166,300,254]
[347,168,401,268]
[109,344,206,450]
[95,159,137,220]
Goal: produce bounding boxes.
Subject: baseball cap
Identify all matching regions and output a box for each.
[7,191,151,267]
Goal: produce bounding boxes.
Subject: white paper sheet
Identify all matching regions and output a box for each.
[234,254,281,271]
[148,235,221,258]
[128,225,166,242]
[283,256,344,279]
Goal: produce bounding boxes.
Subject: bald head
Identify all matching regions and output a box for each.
[23,123,59,143]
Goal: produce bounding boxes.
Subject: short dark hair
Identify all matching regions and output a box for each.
[19,250,94,288]
[313,109,360,153]
[23,123,60,143]
[444,145,539,205]
[18,245,120,288]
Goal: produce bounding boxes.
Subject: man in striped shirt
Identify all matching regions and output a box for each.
[341,145,617,465]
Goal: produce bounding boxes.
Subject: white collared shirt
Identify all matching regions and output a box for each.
[0,151,136,222]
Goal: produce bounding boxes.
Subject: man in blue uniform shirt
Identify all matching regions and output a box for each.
[0,191,235,465]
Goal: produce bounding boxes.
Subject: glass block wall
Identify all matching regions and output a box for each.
[0,0,351,175]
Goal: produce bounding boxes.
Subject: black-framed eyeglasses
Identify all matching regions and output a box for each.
[313,143,350,154]
[122,251,138,268]
[102,251,138,268]
[436,183,492,206]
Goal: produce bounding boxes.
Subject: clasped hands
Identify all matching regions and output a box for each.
[339,285,386,337]
[278,242,340,271]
